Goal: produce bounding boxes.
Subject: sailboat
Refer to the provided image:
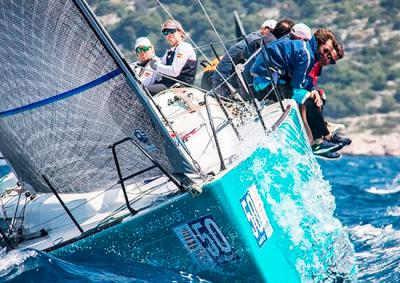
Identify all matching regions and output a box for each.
[0,0,357,282]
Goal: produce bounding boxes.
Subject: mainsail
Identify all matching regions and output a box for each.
[0,0,195,193]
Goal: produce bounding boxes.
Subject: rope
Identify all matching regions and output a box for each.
[27,182,119,231]
[195,0,251,103]
[194,37,242,50]
[130,64,247,112]
[154,0,245,103]
[195,0,236,68]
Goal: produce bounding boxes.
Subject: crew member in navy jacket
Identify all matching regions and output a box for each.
[211,19,285,99]
[251,29,345,158]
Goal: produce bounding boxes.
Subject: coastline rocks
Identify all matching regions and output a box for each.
[333,112,400,156]
[341,131,400,156]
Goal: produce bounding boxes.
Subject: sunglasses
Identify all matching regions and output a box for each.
[322,47,336,65]
[162,28,177,36]
[135,46,151,53]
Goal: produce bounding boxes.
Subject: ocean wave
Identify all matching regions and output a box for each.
[386,206,400,217]
[0,248,211,283]
[348,224,400,282]
[365,174,400,195]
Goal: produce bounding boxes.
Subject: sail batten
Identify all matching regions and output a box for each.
[0,0,194,193]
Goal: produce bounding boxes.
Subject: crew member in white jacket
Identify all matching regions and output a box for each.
[131,37,160,87]
[147,19,197,95]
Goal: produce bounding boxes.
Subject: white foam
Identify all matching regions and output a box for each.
[386,206,400,217]
[366,174,400,195]
[0,249,39,272]
[349,224,400,250]
[347,161,359,168]
[349,224,384,240]
[249,125,356,281]
[349,224,400,281]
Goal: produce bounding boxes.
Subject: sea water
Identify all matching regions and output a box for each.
[320,156,400,283]
[0,156,399,283]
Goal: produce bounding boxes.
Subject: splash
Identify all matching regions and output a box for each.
[386,206,400,217]
[240,113,357,282]
[366,174,400,195]
[0,249,40,279]
[349,224,400,282]
[0,248,211,283]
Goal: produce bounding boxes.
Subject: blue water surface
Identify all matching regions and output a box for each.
[319,155,400,283]
[0,156,399,282]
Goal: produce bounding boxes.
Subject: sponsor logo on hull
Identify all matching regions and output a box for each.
[241,185,273,247]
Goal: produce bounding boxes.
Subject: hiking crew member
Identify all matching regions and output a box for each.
[147,19,197,95]
[241,19,295,97]
[131,37,160,87]
[211,19,278,99]
[251,28,348,159]
[290,23,312,40]
[308,55,346,137]
[210,19,295,100]
[303,40,352,155]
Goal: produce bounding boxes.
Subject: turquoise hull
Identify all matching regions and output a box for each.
[53,104,356,282]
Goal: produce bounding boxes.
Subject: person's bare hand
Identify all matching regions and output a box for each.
[310,90,322,109]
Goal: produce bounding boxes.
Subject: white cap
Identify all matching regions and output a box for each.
[261,19,277,30]
[161,19,183,31]
[134,37,152,49]
[291,23,312,40]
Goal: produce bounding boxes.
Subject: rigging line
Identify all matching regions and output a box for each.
[195,0,236,69]
[134,64,240,106]
[154,0,245,103]
[154,0,212,64]
[27,182,120,231]
[242,46,262,68]
[194,0,249,104]
[194,37,242,50]
[1,191,19,208]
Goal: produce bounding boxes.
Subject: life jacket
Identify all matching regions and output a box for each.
[200,57,221,91]
[308,61,323,86]
[202,57,221,72]
[162,47,197,86]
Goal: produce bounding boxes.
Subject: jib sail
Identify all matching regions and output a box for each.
[0,0,195,193]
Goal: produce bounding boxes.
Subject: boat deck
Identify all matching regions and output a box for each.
[1,98,299,252]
